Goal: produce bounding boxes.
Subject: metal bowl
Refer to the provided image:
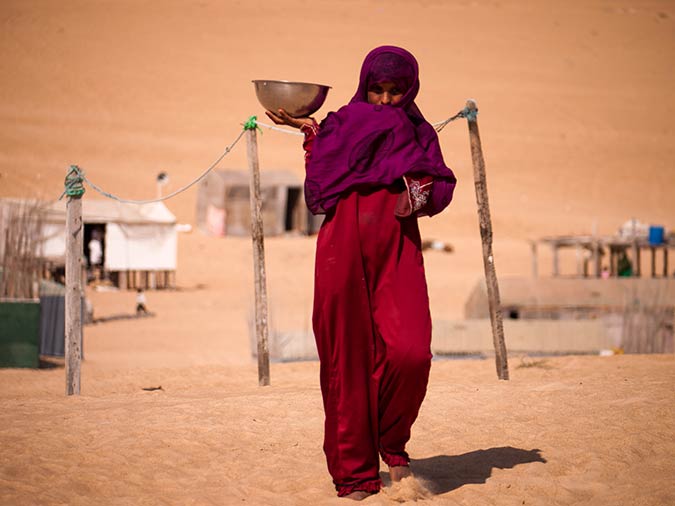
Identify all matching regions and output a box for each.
[252,80,331,118]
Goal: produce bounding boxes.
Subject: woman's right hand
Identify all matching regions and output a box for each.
[265,109,315,129]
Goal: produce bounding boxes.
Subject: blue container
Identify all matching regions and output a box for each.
[648,225,665,245]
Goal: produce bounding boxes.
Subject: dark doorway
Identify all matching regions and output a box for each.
[83,223,106,282]
[285,188,302,232]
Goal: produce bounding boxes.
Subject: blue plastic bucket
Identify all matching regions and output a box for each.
[648,225,665,245]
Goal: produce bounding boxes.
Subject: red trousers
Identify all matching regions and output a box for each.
[312,185,432,496]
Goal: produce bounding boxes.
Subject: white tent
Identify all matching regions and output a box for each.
[0,198,177,289]
[40,199,177,271]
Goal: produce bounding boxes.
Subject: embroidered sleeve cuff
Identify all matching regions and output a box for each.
[300,120,319,137]
[302,119,320,163]
[395,175,434,217]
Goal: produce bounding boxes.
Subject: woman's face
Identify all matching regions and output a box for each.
[367,81,405,106]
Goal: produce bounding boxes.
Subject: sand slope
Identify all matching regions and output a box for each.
[1,0,674,236]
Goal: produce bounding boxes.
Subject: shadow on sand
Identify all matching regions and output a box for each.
[386,447,546,494]
[39,357,64,369]
[91,312,156,324]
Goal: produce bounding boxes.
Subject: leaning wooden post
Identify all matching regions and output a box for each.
[64,165,85,395]
[244,117,270,386]
[465,100,509,380]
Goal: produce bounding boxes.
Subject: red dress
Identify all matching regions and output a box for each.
[303,123,433,496]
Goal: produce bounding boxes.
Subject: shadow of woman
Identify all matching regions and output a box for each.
[403,447,547,495]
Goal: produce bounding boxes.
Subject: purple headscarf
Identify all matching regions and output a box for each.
[305,46,456,216]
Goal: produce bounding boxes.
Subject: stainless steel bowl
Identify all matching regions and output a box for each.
[252,80,331,118]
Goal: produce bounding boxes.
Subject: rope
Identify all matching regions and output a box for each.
[256,121,304,137]
[257,108,479,136]
[57,106,476,204]
[243,115,262,134]
[433,106,478,132]
[60,165,86,199]
[60,128,246,204]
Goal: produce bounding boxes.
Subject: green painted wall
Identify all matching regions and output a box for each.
[0,300,40,368]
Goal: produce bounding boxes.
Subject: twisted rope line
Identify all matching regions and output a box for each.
[433,106,478,132]
[60,129,246,204]
[243,115,263,133]
[58,107,477,204]
[256,121,304,137]
[257,107,479,136]
[60,165,86,199]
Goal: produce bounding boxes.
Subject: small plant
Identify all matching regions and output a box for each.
[516,355,553,370]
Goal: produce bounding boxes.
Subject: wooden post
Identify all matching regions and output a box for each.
[246,128,270,386]
[64,168,84,395]
[610,247,616,277]
[530,240,538,278]
[663,247,668,278]
[632,240,640,278]
[594,240,602,278]
[465,100,509,380]
[575,244,583,277]
[650,246,656,278]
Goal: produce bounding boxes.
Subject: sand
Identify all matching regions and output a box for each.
[2,0,675,504]
[2,355,674,505]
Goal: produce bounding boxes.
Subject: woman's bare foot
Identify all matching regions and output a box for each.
[343,490,373,501]
[389,465,412,482]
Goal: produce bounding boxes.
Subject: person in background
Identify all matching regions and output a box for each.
[88,230,103,281]
[135,288,149,316]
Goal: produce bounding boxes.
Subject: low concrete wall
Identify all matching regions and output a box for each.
[431,319,615,356]
[259,318,616,362]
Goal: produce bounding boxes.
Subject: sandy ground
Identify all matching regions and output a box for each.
[1,355,674,505]
[2,0,675,504]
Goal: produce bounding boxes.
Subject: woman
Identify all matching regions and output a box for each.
[267,45,457,499]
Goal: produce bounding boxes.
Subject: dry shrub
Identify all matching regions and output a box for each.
[0,200,46,299]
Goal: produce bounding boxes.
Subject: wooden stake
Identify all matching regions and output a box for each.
[465,100,509,380]
[530,240,538,278]
[632,240,640,277]
[65,182,84,395]
[651,246,656,278]
[593,240,601,278]
[575,244,583,277]
[552,244,560,277]
[246,128,271,386]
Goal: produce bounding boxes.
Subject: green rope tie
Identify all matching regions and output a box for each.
[243,115,262,134]
[63,165,85,198]
[461,106,478,122]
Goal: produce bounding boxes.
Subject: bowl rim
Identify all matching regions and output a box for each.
[252,79,331,89]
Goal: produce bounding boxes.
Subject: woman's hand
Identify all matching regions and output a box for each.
[265,108,315,129]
